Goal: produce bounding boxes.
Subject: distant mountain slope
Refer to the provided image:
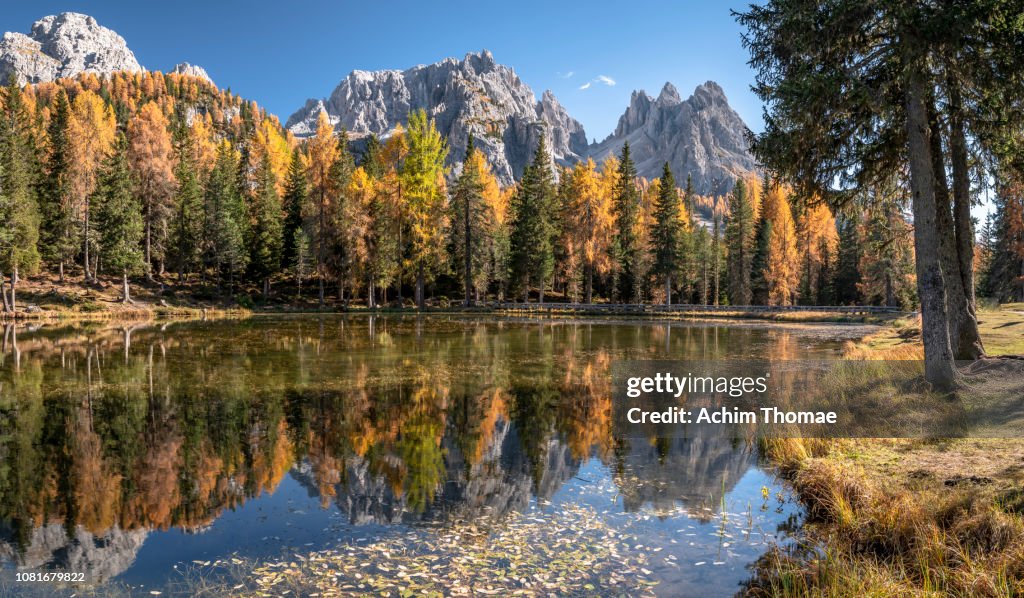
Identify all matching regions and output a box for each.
[286,50,588,185]
[588,81,759,195]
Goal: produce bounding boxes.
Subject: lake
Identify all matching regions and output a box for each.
[0,315,873,596]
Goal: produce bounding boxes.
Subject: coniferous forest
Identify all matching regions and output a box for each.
[4,67,1019,318]
[0,13,1021,394]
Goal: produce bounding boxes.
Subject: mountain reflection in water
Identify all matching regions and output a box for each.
[0,316,863,589]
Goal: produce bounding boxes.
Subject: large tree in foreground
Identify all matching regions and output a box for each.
[736,0,1023,387]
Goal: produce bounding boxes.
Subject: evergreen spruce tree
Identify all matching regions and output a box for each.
[650,162,681,305]
[170,121,203,282]
[451,136,488,306]
[712,212,723,305]
[329,129,356,302]
[750,215,772,305]
[724,178,755,305]
[292,228,313,301]
[41,89,75,281]
[96,134,144,303]
[834,214,863,305]
[0,76,41,312]
[361,134,385,179]
[982,184,1024,303]
[204,142,248,291]
[280,148,308,271]
[816,236,836,305]
[612,142,641,302]
[509,135,556,303]
[249,153,283,298]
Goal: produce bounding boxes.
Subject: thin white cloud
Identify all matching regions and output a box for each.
[579,75,616,91]
[558,70,575,79]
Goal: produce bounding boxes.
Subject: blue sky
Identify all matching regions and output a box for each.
[2,1,763,141]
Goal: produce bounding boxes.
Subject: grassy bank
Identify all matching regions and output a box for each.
[749,304,1024,596]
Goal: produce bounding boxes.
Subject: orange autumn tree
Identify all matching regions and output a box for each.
[303,111,340,306]
[343,166,376,299]
[560,157,618,303]
[795,201,839,304]
[762,183,800,305]
[127,102,175,279]
[68,90,117,280]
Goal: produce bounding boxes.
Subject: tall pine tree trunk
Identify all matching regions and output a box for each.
[84,202,92,282]
[464,197,473,307]
[929,111,981,361]
[905,68,956,389]
[584,262,593,304]
[948,82,984,359]
[145,207,154,282]
[713,217,720,306]
[416,261,425,310]
[122,271,131,304]
[665,275,672,306]
[59,260,65,283]
[0,269,9,313]
[10,267,17,313]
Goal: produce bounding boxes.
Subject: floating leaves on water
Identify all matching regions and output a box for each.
[190,504,657,597]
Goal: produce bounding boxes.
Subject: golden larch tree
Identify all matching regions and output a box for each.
[68,90,117,280]
[127,102,176,278]
[762,184,800,305]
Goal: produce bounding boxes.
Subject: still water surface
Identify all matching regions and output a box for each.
[0,316,872,596]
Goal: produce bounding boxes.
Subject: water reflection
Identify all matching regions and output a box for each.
[0,316,856,586]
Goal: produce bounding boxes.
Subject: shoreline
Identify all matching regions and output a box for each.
[0,303,902,326]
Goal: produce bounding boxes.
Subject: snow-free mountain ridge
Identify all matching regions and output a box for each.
[1,14,759,194]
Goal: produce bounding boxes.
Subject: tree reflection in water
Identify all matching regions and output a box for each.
[0,316,847,582]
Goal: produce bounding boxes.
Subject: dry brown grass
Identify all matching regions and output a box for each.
[752,306,1024,596]
[751,438,1024,597]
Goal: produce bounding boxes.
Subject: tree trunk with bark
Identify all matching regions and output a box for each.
[122,271,131,303]
[665,275,672,306]
[10,267,17,313]
[416,262,425,309]
[584,262,593,304]
[84,204,92,282]
[948,82,984,359]
[905,69,957,390]
[0,269,9,313]
[145,209,154,282]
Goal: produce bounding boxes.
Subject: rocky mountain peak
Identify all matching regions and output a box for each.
[589,81,758,196]
[0,12,143,84]
[657,82,682,106]
[287,50,588,185]
[171,62,213,85]
[691,80,727,108]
